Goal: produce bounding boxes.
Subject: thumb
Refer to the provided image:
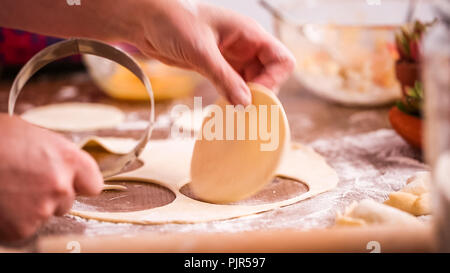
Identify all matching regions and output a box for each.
[196,44,251,106]
[73,149,104,196]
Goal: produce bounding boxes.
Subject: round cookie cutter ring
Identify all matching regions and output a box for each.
[8,38,155,178]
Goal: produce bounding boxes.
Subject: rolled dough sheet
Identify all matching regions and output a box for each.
[21,102,125,132]
[72,137,339,224]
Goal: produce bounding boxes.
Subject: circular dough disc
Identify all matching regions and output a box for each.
[190,83,290,203]
[21,102,125,132]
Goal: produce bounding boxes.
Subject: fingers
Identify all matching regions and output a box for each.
[212,9,295,93]
[243,60,263,83]
[54,190,75,216]
[252,38,296,90]
[197,44,252,106]
[73,149,104,197]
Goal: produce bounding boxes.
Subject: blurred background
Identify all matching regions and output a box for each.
[0,0,436,105]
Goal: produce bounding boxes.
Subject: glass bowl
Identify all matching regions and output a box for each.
[262,0,434,106]
[83,44,201,101]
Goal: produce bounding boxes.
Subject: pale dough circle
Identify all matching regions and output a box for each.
[190,83,290,203]
[21,102,125,132]
[71,137,338,224]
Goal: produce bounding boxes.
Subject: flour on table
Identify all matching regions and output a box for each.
[64,129,427,234]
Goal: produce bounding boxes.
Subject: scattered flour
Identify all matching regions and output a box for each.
[51,129,427,235]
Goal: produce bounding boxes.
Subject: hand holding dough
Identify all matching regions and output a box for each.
[69,85,339,224]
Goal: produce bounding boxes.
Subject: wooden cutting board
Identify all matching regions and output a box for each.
[38,225,434,253]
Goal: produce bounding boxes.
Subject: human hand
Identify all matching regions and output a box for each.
[1,0,294,105]
[132,0,295,105]
[0,115,103,241]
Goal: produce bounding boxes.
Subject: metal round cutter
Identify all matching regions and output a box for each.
[8,38,155,178]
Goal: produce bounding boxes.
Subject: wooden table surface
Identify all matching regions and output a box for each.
[0,71,427,252]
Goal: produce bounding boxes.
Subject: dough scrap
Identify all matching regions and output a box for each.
[335,199,422,227]
[70,137,338,224]
[336,172,432,227]
[21,102,125,132]
[190,83,290,203]
[403,171,431,196]
[102,184,128,191]
[79,136,141,154]
[384,172,432,216]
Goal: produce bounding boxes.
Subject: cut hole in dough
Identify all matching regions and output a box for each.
[21,102,125,132]
[180,177,309,206]
[75,181,176,213]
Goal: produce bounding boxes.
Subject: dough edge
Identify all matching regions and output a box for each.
[71,137,339,224]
